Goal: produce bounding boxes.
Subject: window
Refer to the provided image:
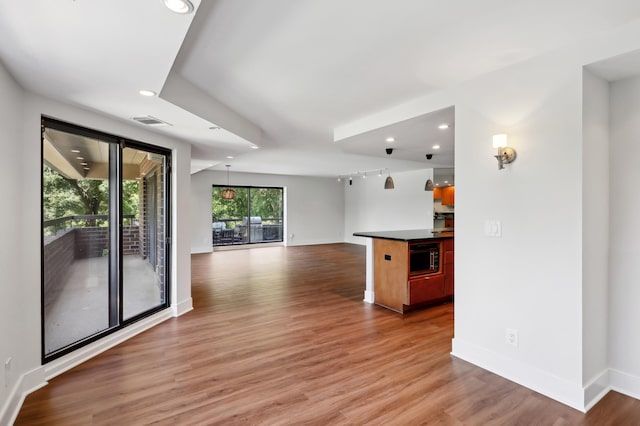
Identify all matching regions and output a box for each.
[41,117,171,362]
[212,186,283,246]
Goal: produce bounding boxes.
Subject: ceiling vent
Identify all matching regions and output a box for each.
[132,116,172,127]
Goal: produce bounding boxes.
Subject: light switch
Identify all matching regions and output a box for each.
[484,220,502,237]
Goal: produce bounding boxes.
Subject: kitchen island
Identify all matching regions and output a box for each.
[353,229,454,313]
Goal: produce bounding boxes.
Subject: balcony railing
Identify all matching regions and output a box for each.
[44,214,137,236]
[212,217,283,246]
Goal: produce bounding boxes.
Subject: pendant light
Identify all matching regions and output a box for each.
[424,178,434,191]
[384,148,395,189]
[424,154,434,191]
[220,165,236,200]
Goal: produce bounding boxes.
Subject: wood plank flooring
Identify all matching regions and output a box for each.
[16,243,640,425]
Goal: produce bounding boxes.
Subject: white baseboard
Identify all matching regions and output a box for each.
[173,297,193,317]
[610,368,640,401]
[1,367,47,426]
[451,337,585,411]
[583,369,611,411]
[191,246,213,254]
[363,290,375,304]
[287,238,342,246]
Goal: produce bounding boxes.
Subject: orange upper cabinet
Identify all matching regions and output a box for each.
[433,187,442,200]
[441,186,455,206]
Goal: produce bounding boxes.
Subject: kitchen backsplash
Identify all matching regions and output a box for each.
[434,200,455,213]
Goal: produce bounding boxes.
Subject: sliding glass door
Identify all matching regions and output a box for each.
[42,117,170,361]
[212,186,283,246]
[42,133,113,355]
[122,147,167,320]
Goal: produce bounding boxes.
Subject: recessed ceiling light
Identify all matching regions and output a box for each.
[438,124,449,129]
[385,137,395,143]
[432,144,441,149]
[444,180,449,184]
[81,162,88,166]
[83,167,90,171]
[71,149,80,153]
[226,156,234,159]
[139,90,156,97]
[250,146,259,149]
[163,0,194,14]
[76,157,84,160]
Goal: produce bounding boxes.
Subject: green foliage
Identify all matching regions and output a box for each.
[250,188,283,221]
[122,180,139,216]
[43,165,140,220]
[212,187,282,226]
[43,166,85,220]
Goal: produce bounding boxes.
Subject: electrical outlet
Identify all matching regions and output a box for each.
[506,328,518,347]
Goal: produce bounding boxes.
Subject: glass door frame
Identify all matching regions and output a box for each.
[212,185,284,246]
[40,116,172,363]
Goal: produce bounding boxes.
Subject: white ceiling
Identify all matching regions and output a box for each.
[586,47,640,81]
[338,106,454,167]
[2,1,640,177]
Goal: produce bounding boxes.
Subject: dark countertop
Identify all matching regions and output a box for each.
[353,228,454,242]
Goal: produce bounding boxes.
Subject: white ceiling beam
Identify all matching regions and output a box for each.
[160,72,263,145]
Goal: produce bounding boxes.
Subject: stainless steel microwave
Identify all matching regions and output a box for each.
[409,243,440,276]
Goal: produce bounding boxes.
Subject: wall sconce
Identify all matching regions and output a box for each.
[493,133,517,170]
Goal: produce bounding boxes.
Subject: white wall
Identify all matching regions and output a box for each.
[334,20,640,410]
[581,68,610,403]
[609,74,640,397]
[0,61,193,422]
[344,169,434,244]
[451,57,585,408]
[0,60,27,414]
[191,170,344,253]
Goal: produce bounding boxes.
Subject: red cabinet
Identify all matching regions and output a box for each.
[433,187,442,200]
[408,275,444,305]
[441,186,455,206]
[444,239,454,296]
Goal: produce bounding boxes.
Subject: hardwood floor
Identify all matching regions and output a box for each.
[16,243,640,425]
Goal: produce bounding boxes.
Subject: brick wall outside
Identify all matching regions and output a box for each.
[74,226,139,258]
[139,174,148,260]
[156,166,165,301]
[138,157,166,302]
[75,227,109,259]
[43,229,75,305]
[44,225,140,305]
[123,226,140,255]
